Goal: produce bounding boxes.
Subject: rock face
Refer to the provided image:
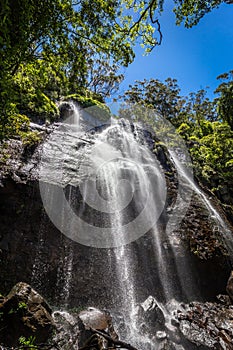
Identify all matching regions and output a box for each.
[0,119,232,310]
[59,101,76,120]
[0,118,233,350]
[0,282,54,347]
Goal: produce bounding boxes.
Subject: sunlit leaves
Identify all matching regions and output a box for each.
[118,0,163,51]
[173,0,223,27]
[215,70,233,130]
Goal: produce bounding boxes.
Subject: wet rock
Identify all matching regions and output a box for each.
[0,119,232,310]
[79,307,118,340]
[53,308,119,350]
[218,329,232,348]
[216,294,231,306]
[226,271,233,302]
[59,101,76,120]
[0,282,54,347]
[176,300,233,349]
[158,339,177,350]
[156,331,167,340]
[140,296,165,328]
[53,310,89,349]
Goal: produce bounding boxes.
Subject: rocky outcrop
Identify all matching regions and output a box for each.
[0,282,54,347]
[4,282,233,350]
[53,306,120,350]
[0,283,134,350]
[175,297,233,349]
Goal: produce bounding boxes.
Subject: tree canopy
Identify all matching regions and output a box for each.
[215,71,233,130]
[0,0,233,141]
[1,0,232,75]
[173,0,233,27]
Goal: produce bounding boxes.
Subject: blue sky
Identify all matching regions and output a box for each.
[118,1,233,100]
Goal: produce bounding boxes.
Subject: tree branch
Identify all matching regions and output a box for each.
[89,328,139,350]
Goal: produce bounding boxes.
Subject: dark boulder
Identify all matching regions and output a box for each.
[58,101,76,120]
[140,296,165,328]
[0,282,55,347]
[79,307,118,340]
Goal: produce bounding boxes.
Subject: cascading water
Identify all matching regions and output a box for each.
[169,150,233,256]
[87,122,167,346]
[38,103,233,350]
[31,211,50,291]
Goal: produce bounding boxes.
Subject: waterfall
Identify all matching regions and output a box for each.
[39,103,233,350]
[89,122,166,346]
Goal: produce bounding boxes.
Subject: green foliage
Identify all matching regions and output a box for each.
[8,308,16,315]
[1,0,230,74]
[21,132,42,147]
[18,301,28,310]
[13,61,60,118]
[1,0,231,138]
[7,301,28,315]
[0,112,30,141]
[177,122,192,138]
[121,78,184,125]
[173,0,224,27]
[121,78,218,128]
[0,0,232,144]
[0,0,165,80]
[19,335,37,349]
[215,70,233,130]
[85,54,124,98]
[189,121,233,187]
[65,94,104,109]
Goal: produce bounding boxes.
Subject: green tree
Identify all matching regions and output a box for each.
[120,78,217,131]
[187,121,233,205]
[173,0,233,27]
[2,0,232,77]
[215,71,233,130]
[121,78,186,126]
[184,89,217,127]
[0,0,163,140]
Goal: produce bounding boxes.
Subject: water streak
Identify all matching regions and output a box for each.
[169,150,233,256]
